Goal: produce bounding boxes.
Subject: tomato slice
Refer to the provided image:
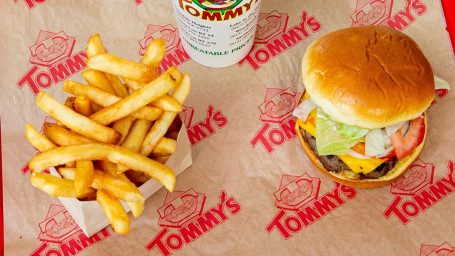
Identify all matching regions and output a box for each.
[350,142,365,155]
[390,116,425,160]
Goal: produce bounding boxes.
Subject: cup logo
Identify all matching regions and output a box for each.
[274,173,320,211]
[38,205,79,243]
[255,11,289,44]
[192,0,243,11]
[390,159,434,196]
[29,31,75,67]
[350,0,393,26]
[157,189,206,228]
[139,24,180,56]
[259,87,300,123]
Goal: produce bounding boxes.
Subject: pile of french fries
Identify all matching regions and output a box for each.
[25,34,190,234]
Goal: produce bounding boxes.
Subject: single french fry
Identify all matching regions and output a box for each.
[74,96,93,116]
[29,143,176,191]
[86,33,106,58]
[64,97,76,110]
[116,119,152,173]
[82,69,116,95]
[151,137,177,156]
[36,91,121,144]
[42,122,95,146]
[150,95,182,112]
[97,189,130,234]
[141,37,166,67]
[75,160,95,196]
[25,124,57,152]
[87,53,159,83]
[113,116,136,145]
[140,73,190,155]
[89,67,182,125]
[105,73,129,98]
[30,172,95,198]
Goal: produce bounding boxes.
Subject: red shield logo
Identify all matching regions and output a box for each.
[390,159,434,196]
[274,173,321,211]
[420,242,455,256]
[29,31,76,67]
[179,105,195,129]
[259,87,300,123]
[350,0,394,26]
[38,205,79,243]
[255,11,289,44]
[157,189,206,228]
[139,24,180,56]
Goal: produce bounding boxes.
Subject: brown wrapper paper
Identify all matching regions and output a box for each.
[2,0,455,255]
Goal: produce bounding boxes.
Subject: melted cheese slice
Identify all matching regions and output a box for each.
[296,103,386,174]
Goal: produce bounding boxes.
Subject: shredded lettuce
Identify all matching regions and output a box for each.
[338,124,369,140]
[315,108,365,155]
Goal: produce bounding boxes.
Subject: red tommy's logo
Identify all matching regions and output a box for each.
[139,24,190,73]
[17,30,87,95]
[384,159,455,224]
[420,242,455,256]
[157,188,206,228]
[266,173,356,239]
[238,10,321,71]
[250,87,300,154]
[29,204,111,256]
[351,0,427,31]
[14,0,50,9]
[180,105,228,146]
[254,11,289,44]
[146,190,241,256]
[274,173,321,211]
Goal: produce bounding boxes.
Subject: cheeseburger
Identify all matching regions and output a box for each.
[293,25,436,188]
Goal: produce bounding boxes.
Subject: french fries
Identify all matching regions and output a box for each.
[87,53,158,83]
[97,189,130,234]
[31,172,95,198]
[36,91,121,144]
[25,123,56,152]
[140,73,190,155]
[25,33,190,234]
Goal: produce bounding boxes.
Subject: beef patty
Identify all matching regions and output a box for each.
[303,131,397,179]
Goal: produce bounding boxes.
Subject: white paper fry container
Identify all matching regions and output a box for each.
[51,123,192,237]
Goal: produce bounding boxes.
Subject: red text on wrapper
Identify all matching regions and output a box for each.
[14,0,49,9]
[138,24,190,72]
[146,190,241,256]
[384,160,455,224]
[266,175,356,239]
[180,105,228,146]
[29,204,111,256]
[250,87,300,154]
[238,11,321,71]
[351,0,427,31]
[17,30,86,95]
[420,242,455,256]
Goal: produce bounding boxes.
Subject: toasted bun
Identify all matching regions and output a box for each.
[302,26,434,129]
[296,114,427,188]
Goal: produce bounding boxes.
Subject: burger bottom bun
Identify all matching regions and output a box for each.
[295,115,427,189]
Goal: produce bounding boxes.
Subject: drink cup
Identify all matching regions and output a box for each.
[172,0,262,68]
